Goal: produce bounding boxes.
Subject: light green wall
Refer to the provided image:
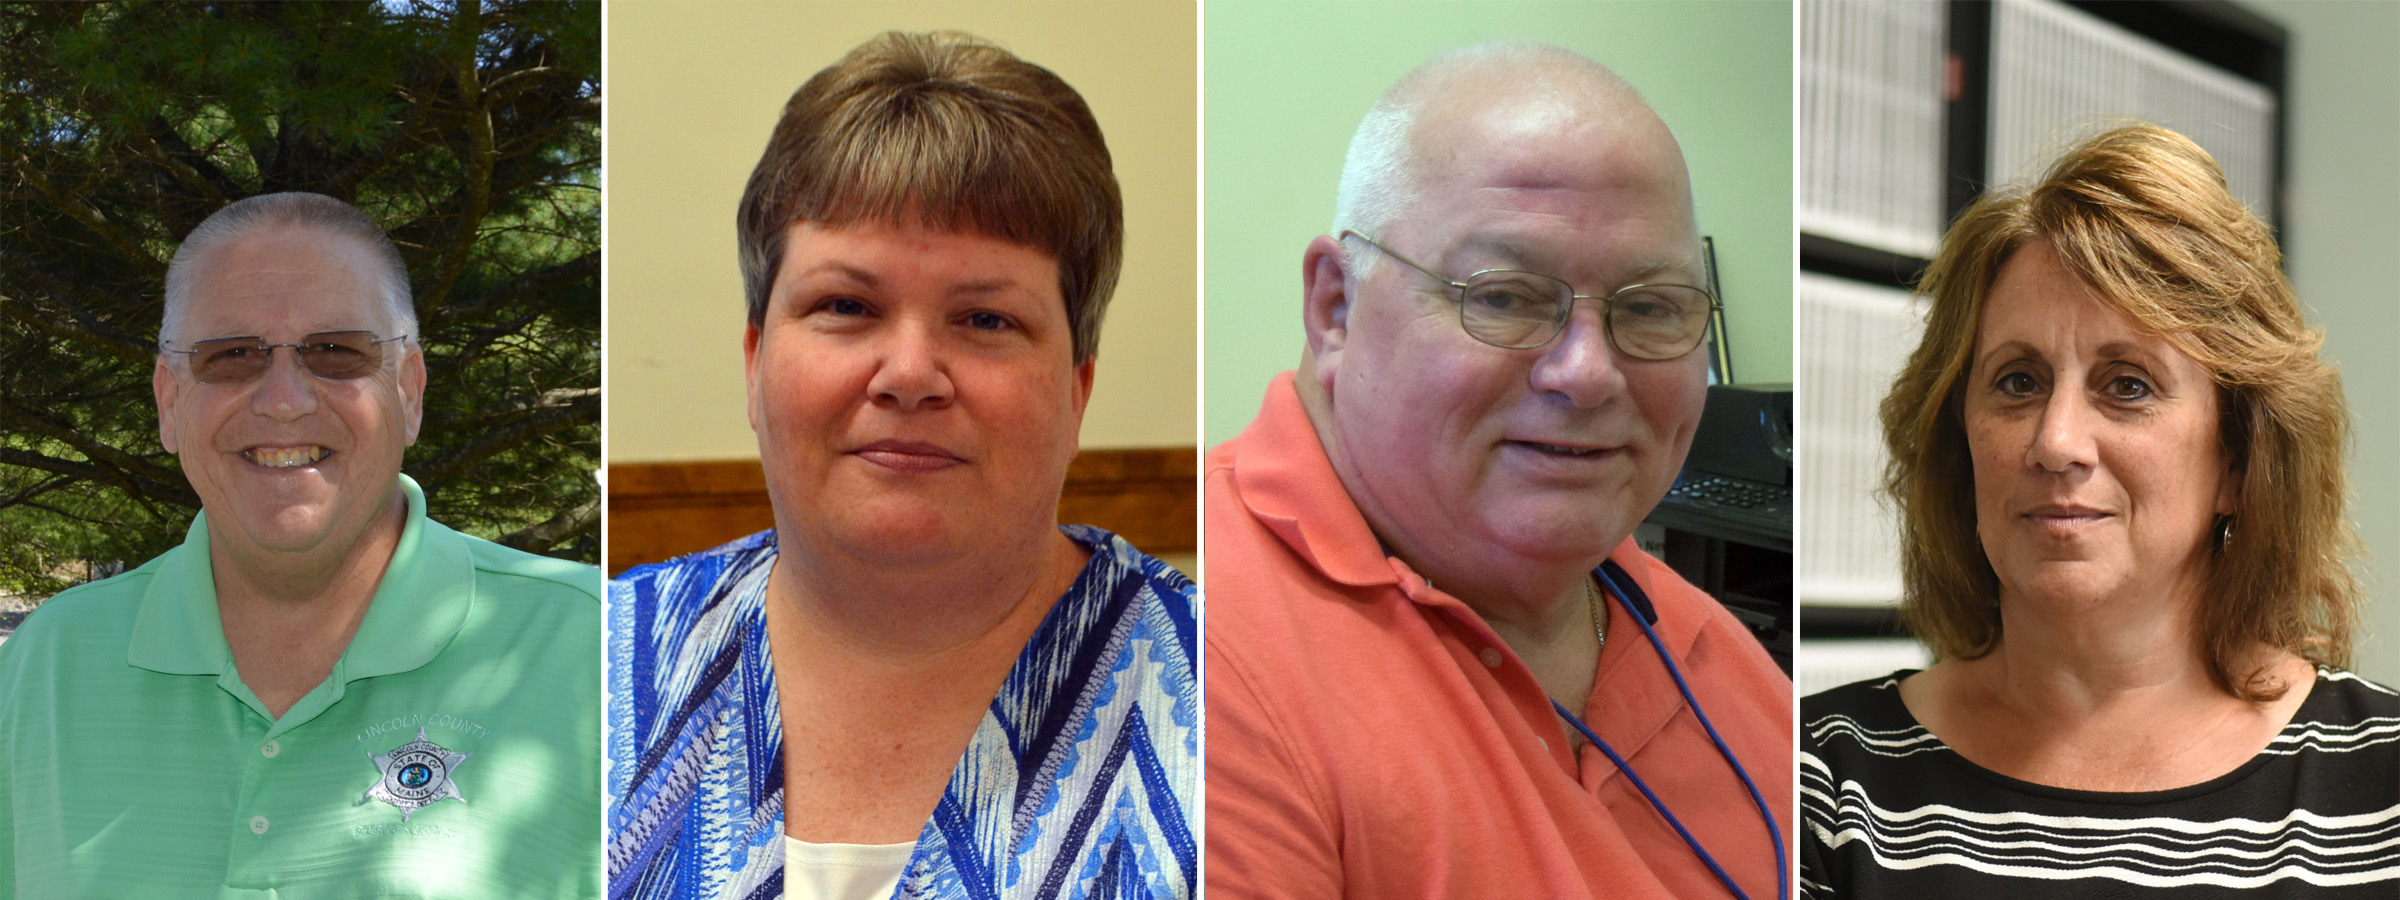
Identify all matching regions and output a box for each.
[1202,0,1795,446]
[607,1,1197,462]
[2272,0,2400,685]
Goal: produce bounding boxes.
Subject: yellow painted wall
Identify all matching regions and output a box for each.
[606,0,1198,462]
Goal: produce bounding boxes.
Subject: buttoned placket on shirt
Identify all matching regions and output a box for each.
[1230,381,1684,795]
[1389,559,1630,778]
[123,475,473,887]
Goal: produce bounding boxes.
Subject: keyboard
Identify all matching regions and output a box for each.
[1665,474,1789,513]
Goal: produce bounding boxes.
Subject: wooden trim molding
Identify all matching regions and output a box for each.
[605,446,1197,576]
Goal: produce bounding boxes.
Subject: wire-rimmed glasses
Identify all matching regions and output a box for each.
[159,331,412,384]
[1342,231,1720,359]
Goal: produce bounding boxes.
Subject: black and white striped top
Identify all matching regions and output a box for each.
[1801,668,2400,899]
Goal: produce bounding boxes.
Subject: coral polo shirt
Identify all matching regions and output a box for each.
[1205,373,1793,899]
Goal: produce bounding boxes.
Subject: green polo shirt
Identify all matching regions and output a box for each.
[0,476,599,898]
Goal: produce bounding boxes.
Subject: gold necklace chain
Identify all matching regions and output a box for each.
[1586,575,1607,656]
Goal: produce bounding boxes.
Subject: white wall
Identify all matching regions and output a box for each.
[2271,0,2400,684]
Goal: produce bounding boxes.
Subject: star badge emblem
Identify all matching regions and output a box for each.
[362,727,470,821]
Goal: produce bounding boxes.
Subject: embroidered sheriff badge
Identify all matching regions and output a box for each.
[362,727,470,821]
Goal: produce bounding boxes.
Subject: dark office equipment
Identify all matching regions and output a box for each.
[1657,384,1791,552]
[1645,383,1794,672]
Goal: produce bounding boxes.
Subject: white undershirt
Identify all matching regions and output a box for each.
[784,835,914,900]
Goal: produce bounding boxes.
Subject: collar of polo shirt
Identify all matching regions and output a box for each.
[126,474,475,731]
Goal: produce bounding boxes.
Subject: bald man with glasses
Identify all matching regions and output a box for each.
[1204,44,1792,899]
[0,192,599,896]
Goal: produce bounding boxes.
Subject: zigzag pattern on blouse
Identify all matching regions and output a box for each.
[605,525,1198,900]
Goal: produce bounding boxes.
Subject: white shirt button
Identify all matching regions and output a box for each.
[260,740,280,758]
[249,816,270,835]
[1538,736,1549,751]
[1478,647,1504,668]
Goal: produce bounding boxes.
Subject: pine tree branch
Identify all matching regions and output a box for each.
[495,496,596,552]
[0,142,165,277]
[407,388,595,489]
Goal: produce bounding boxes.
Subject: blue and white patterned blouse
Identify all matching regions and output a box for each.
[605,525,1199,900]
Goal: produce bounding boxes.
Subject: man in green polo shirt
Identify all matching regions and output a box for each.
[0,193,599,896]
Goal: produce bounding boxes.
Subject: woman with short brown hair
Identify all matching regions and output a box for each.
[1801,125,2400,898]
[605,31,1194,900]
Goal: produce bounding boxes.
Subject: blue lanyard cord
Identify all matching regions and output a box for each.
[1551,698,1752,900]
[1551,568,1790,900]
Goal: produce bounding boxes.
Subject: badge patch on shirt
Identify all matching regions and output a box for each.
[362,727,470,821]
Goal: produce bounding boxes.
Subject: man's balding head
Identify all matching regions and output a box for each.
[162,193,416,347]
[1331,42,1695,271]
[151,191,428,570]
[1296,41,1712,604]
